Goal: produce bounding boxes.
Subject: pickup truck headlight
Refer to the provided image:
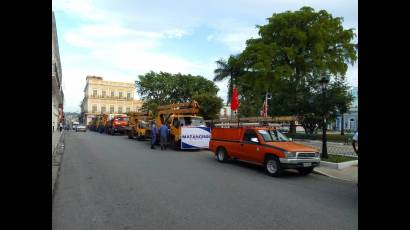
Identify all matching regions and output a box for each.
[284,151,296,158]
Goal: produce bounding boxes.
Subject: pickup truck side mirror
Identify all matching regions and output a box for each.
[250,137,259,143]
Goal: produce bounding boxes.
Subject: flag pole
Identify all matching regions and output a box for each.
[237,108,239,127]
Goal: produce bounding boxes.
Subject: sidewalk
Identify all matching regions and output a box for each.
[52,130,65,196]
[313,165,358,183]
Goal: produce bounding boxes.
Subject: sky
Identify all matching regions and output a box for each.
[53,0,358,113]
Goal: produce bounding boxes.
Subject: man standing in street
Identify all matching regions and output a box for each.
[159,122,168,150]
[352,131,358,155]
[151,121,157,149]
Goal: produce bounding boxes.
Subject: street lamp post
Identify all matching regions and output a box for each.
[319,75,330,159]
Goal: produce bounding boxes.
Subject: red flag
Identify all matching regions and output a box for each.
[260,93,268,117]
[230,84,239,111]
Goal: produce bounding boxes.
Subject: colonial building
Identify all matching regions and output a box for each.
[52,12,64,132]
[80,76,143,125]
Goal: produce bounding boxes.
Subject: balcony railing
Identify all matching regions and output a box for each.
[85,95,133,100]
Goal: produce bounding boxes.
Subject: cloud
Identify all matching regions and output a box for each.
[53,0,357,111]
[58,22,214,112]
[53,0,119,23]
[164,29,190,39]
[207,34,214,41]
[217,27,259,52]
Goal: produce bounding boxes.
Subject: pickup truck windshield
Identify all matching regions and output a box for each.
[178,117,204,126]
[258,130,290,142]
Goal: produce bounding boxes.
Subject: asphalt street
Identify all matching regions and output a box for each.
[52,131,357,230]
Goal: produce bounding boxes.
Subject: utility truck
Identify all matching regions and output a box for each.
[155,100,209,149]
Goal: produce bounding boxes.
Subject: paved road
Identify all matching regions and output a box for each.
[53,131,357,230]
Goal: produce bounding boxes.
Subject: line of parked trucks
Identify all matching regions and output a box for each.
[86,100,321,177]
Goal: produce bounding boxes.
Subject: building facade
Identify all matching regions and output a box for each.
[80,76,143,125]
[52,12,64,132]
[333,86,358,132]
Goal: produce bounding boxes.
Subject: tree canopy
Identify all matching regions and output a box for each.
[213,55,246,105]
[136,71,223,119]
[214,7,357,133]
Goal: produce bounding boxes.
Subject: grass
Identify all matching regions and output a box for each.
[321,154,357,163]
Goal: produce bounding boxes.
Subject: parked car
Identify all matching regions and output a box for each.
[209,127,320,177]
[76,124,87,132]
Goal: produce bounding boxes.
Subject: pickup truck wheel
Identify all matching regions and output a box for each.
[216,148,228,163]
[265,156,283,177]
[298,167,313,175]
[128,130,134,139]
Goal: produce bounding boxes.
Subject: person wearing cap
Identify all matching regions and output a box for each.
[159,122,168,150]
[150,121,158,149]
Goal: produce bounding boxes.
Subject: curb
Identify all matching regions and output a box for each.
[313,168,356,183]
[320,160,358,170]
[52,130,66,199]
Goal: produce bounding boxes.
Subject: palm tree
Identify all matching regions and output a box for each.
[213,55,245,105]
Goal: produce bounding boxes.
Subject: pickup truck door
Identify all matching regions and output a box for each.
[238,129,261,162]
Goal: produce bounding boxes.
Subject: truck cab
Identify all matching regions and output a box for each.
[126,111,152,140]
[166,114,205,148]
[209,127,320,177]
[106,114,129,135]
[155,100,206,149]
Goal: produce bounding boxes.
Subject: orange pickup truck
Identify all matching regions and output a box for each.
[209,127,320,177]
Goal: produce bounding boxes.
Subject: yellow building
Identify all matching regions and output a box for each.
[80,76,143,125]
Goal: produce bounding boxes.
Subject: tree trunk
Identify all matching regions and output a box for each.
[340,114,345,135]
[322,118,328,159]
[289,121,297,134]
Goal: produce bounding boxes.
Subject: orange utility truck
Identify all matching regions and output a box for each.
[105,114,129,135]
[126,111,152,140]
[209,125,320,177]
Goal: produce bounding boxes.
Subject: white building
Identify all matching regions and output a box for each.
[52,12,64,132]
[80,76,143,125]
[219,104,235,119]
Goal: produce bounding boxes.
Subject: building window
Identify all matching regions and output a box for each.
[110,106,114,113]
[126,107,130,113]
[127,92,131,99]
[101,106,106,113]
[111,91,115,97]
[119,92,123,98]
[118,106,122,113]
[93,90,97,97]
[92,105,97,113]
[102,91,106,98]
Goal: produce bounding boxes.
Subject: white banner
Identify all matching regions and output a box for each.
[181,127,211,149]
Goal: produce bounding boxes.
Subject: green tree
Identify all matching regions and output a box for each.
[298,79,353,134]
[136,71,222,118]
[192,93,224,120]
[236,6,357,132]
[213,55,246,104]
